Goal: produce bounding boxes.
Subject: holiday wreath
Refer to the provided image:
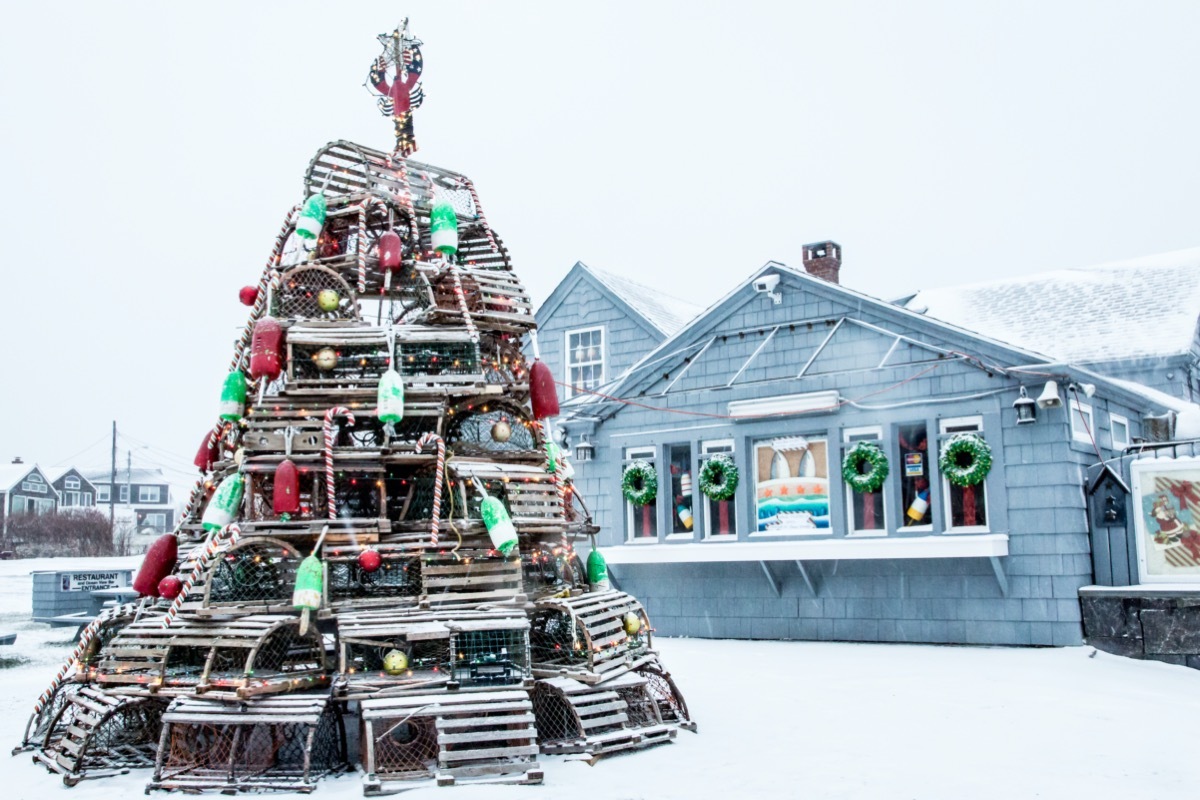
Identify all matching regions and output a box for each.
[938,433,993,487]
[842,441,889,493]
[699,454,739,502]
[621,460,658,506]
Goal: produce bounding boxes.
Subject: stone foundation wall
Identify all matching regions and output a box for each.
[1079,587,1200,669]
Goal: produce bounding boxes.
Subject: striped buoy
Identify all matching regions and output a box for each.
[416,432,445,547]
[323,407,356,520]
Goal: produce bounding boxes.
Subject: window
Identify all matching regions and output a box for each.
[11,496,27,514]
[21,476,47,493]
[565,327,604,397]
[666,444,695,537]
[142,512,168,532]
[119,485,129,503]
[624,446,658,541]
[1111,413,1130,451]
[897,421,933,529]
[64,477,80,490]
[83,492,93,505]
[701,440,738,537]
[63,491,80,507]
[96,485,111,503]
[939,417,989,532]
[35,498,54,515]
[753,435,830,534]
[139,485,161,503]
[843,427,886,536]
[1069,400,1095,445]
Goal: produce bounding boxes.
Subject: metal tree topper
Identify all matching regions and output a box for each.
[368,19,425,158]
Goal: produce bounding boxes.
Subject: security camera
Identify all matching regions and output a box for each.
[754,273,782,304]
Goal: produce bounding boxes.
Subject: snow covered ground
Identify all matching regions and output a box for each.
[1,557,1198,799]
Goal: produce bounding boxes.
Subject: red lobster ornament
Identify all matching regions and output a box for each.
[368,22,425,159]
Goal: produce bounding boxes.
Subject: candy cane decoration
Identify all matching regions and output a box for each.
[448,265,482,361]
[324,407,356,520]
[537,422,571,519]
[160,523,242,628]
[416,432,446,547]
[395,158,418,255]
[463,177,498,253]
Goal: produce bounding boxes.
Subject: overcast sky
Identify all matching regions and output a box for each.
[4,1,1200,485]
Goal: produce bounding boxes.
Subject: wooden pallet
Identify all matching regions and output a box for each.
[148,694,346,793]
[33,686,164,786]
[94,613,328,698]
[529,590,656,684]
[531,673,675,759]
[360,689,541,791]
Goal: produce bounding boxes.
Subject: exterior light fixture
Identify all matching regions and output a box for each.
[574,435,595,462]
[1013,386,1037,425]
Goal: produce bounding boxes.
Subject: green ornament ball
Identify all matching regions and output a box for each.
[317,289,340,312]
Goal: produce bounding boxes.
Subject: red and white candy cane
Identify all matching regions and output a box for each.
[416,432,446,547]
[161,523,242,629]
[354,196,388,295]
[462,177,498,253]
[538,422,571,519]
[324,407,356,520]
[394,158,419,255]
[448,265,481,357]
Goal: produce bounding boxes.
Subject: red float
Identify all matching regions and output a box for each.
[358,548,382,573]
[378,229,403,271]
[133,534,178,597]
[250,316,285,382]
[273,458,301,515]
[194,431,220,472]
[157,575,183,600]
[239,285,258,306]
[529,359,560,419]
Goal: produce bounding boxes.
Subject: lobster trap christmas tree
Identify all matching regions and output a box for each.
[15,20,693,794]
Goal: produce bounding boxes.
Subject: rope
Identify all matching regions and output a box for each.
[463,178,498,253]
[160,524,242,628]
[416,433,446,547]
[31,600,141,718]
[448,264,481,365]
[323,407,356,520]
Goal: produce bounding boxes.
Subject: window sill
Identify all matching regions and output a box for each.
[845,531,889,538]
[665,533,695,542]
[702,534,739,542]
[625,537,662,545]
[749,529,829,538]
[604,533,1009,565]
[944,526,991,535]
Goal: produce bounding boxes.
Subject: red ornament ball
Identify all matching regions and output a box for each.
[239,286,259,306]
[358,549,383,573]
[157,576,184,600]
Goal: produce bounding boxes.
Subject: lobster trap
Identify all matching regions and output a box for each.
[529,591,654,683]
[530,672,675,759]
[275,265,359,321]
[149,695,346,793]
[183,537,301,616]
[521,544,586,599]
[360,689,541,791]
[325,544,421,608]
[34,686,166,785]
[420,553,526,606]
[445,398,540,457]
[426,265,535,335]
[94,614,328,698]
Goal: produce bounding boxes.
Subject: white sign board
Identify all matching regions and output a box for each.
[60,572,123,592]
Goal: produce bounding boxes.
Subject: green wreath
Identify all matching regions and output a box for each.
[622,460,658,506]
[842,441,889,493]
[939,433,993,487]
[699,455,739,502]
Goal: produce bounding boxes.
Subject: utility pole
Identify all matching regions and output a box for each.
[109,421,117,539]
[126,450,133,509]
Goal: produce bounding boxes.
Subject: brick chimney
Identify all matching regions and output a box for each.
[803,241,841,284]
[11,456,22,464]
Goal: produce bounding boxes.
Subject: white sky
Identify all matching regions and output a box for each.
[4,1,1200,482]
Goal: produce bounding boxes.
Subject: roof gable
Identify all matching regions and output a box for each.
[536,262,700,340]
[0,464,54,495]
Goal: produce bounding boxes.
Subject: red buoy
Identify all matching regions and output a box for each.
[250,316,285,382]
[157,575,183,600]
[239,286,259,306]
[273,458,300,515]
[194,431,220,472]
[358,548,382,573]
[133,534,178,597]
[379,229,403,271]
[529,359,560,419]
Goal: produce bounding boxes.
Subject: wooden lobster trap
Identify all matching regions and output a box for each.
[427,265,535,335]
[448,461,569,537]
[171,537,302,617]
[335,606,531,698]
[529,591,655,683]
[274,264,359,322]
[149,695,346,793]
[359,689,541,791]
[324,542,421,609]
[530,672,675,759]
[33,686,166,785]
[93,614,328,698]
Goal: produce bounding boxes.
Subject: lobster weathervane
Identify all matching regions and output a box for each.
[368,19,426,159]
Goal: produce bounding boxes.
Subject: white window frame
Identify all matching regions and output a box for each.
[64,476,80,490]
[1110,413,1130,451]
[11,496,27,514]
[119,485,130,503]
[96,485,111,503]
[63,491,80,507]
[83,492,93,505]
[843,426,888,537]
[624,445,659,543]
[565,326,605,399]
[142,512,168,532]
[750,434,831,537]
[21,476,47,493]
[939,416,990,534]
[1069,399,1095,445]
[139,485,161,503]
[665,442,696,542]
[700,439,738,540]
[35,498,54,515]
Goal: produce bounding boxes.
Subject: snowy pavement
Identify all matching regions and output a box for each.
[1,558,1197,799]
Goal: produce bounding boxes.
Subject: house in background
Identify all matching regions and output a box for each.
[537,242,1200,653]
[0,459,59,537]
[83,467,176,546]
[51,468,97,509]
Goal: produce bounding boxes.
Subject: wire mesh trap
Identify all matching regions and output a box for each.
[325,547,421,607]
[529,591,654,683]
[199,537,301,614]
[275,265,359,321]
[148,695,346,793]
[360,689,541,791]
[34,687,166,786]
[530,673,674,758]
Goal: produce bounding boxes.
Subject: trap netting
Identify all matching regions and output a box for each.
[206,538,300,607]
[275,265,359,321]
[449,626,530,688]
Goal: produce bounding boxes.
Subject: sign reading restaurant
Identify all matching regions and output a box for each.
[60,572,123,592]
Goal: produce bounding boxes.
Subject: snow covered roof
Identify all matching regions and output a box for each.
[902,247,1200,364]
[81,467,170,485]
[0,463,47,494]
[584,265,701,336]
